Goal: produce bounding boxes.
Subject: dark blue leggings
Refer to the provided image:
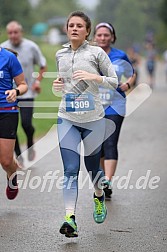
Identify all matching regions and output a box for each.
[57,117,106,214]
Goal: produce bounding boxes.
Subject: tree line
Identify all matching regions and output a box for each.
[0,0,166,52]
[94,0,167,52]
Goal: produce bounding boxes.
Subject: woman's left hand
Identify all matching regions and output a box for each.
[73,70,103,83]
[119,82,130,92]
[73,70,95,81]
[5,89,17,103]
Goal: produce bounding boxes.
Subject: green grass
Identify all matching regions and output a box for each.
[17,42,62,144]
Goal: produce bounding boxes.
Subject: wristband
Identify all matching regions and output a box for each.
[15,88,20,96]
[126,82,131,89]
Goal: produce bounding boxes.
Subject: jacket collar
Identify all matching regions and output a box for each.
[62,40,89,50]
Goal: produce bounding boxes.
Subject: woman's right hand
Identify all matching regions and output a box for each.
[52,78,64,91]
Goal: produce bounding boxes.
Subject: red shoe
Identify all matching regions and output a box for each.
[6,175,18,200]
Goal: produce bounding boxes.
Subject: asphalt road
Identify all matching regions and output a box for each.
[0,59,167,252]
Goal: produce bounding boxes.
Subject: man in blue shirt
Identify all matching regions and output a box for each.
[0,47,28,200]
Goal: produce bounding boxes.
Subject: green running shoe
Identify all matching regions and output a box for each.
[93,196,107,224]
[59,214,78,238]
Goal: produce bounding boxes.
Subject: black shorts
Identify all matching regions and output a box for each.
[0,113,18,139]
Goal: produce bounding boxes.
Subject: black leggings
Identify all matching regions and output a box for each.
[101,114,124,160]
[15,99,35,157]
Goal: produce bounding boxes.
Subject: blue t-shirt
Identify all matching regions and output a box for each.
[99,47,134,116]
[0,48,23,111]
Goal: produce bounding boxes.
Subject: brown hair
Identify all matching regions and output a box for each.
[66,11,91,39]
[94,22,117,44]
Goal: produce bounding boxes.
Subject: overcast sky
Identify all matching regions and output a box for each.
[78,0,99,9]
[29,0,99,10]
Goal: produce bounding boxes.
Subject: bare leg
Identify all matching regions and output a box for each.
[0,138,19,200]
[0,138,18,178]
[100,158,117,198]
[104,159,117,180]
[101,158,117,180]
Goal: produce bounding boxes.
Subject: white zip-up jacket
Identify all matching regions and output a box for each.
[56,40,118,123]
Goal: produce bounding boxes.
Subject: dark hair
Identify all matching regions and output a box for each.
[94,22,117,44]
[5,47,18,57]
[66,11,91,39]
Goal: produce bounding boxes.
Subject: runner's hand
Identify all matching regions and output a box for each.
[73,70,103,83]
[5,89,17,103]
[119,82,130,92]
[53,78,64,91]
[32,80,41,93]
